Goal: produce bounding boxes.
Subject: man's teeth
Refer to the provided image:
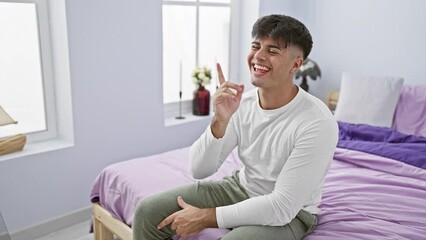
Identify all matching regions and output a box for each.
[254,64,270,71]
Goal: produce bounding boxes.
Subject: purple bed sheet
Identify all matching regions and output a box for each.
[306,148,426,240]
[90,138,426,239]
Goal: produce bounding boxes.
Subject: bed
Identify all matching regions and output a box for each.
[90,76,426,240]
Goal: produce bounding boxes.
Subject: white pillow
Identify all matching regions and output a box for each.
[334,72,404,128]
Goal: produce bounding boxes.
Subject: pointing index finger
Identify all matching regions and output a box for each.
[157,213,176,229]
[216,63,225,85]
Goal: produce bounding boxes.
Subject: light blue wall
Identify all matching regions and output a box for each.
[259,0,426,100]
[0,0,211,232]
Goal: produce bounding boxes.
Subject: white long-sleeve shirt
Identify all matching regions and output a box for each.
[189,86,338,228]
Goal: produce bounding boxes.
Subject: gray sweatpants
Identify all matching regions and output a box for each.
[133,172,317,240]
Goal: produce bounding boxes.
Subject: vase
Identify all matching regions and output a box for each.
[193,85,210,116]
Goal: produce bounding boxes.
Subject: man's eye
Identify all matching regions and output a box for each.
[251,45,260,50]
[269,50,278,54]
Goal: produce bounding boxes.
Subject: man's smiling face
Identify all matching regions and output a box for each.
[247,36,302,90]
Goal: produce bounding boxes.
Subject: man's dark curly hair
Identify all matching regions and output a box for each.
[251,14,313,60]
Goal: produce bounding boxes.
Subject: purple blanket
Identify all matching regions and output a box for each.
[337,121,426,169]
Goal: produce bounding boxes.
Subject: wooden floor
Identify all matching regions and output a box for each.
[33,220,93,240]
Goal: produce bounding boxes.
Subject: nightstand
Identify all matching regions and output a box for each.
[327,90,340,112]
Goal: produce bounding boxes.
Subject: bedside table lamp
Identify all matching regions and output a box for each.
[0,105,26,156]
[295,58,321,92]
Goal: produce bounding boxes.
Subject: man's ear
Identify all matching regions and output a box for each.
[291,57,304,74]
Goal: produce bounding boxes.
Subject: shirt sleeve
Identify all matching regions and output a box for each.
[216,118,338,228]
[189,119,238,179]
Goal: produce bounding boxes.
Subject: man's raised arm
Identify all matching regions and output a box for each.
[189,63,244,179]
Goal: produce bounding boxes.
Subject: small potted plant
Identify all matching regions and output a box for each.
[295,58,321,92]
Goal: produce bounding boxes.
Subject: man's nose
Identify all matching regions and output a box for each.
[254,48,267,60]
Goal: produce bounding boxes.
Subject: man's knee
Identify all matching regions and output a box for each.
[133,195,169,240]
[133,198,153,235]
[134,196,160,223]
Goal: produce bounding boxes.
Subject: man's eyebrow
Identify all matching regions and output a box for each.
[267,44,281,50]
[251,41,282,50]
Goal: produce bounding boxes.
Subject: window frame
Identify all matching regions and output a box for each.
[0,0,57,143]
[0,0,74,161]
[162,0,239,121]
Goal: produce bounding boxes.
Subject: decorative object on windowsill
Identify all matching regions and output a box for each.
[192,66,211,116]
[176,60,185,120]
[0,106,26,156]
[295,58,321,92]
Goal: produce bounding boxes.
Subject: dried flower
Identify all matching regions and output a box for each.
[192,66,211,86]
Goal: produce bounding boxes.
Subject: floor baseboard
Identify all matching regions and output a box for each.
[10,206,91,240]
[0,232,11,240]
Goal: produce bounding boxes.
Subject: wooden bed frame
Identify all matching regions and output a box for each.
[92,203,132,240]
[91,90,340,240]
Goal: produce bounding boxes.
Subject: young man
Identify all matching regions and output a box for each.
[133,14,338,240]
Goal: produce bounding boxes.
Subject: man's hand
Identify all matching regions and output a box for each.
[212,63,244,138]
[157,196,217,238]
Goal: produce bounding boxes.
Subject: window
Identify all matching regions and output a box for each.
[0,0,57,142]
[162,0,232,106]
[0,0,73,156]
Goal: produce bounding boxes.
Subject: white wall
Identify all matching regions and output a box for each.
[259,0,426,101]
[235,0,259,91]
[0,0,212,232]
